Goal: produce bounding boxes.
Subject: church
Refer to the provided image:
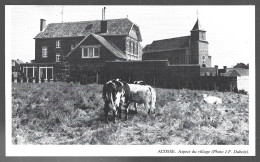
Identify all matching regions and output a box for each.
[142,18,211,67]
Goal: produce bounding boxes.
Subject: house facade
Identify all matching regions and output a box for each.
[21,18,143,81]
[142,18,211,67]
[12,59,24,72]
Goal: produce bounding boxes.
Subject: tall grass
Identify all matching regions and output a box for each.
[12,82,249,145]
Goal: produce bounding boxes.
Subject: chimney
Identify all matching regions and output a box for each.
[101,20,108,33]
[40,19,46,31]
[223,66,227,73]
[215,65,218,76]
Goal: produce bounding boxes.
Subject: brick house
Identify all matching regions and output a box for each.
[142,18,211,67]
[12,59,24,72]
[21,18,143,81]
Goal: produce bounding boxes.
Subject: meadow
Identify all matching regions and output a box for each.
[11,82,249,145]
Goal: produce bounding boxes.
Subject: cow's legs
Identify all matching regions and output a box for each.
[104,101,109,123]
[112,109,117,123]
[125,108,129,119]
[144,102,150,114]
[134,102,138,113]
[124,103,130,120]
[150,101,155,114]
[118,106,122,119]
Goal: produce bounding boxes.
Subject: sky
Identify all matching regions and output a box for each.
[6,5,255,67]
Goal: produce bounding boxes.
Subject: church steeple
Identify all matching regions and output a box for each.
[190,18,206,41]
[191,18,204,31]
[190,17,210,67]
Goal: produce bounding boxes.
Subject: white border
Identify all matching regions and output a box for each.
[5,5,255,156]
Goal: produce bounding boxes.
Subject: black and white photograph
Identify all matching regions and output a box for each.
[5,5,255,156]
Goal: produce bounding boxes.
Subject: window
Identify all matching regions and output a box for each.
[82,46,100,58]
[42,46,48,58]
[133,42,135,54]
[136,43,138,55]
[56,40,61,48]
[130,41,133,54]
[56,53,60,62]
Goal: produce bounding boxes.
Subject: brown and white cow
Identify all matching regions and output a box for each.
[102,79,130,123]
[102,79,156,123]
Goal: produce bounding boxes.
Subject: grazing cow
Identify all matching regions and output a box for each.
[203,94,222,104]
[102,79,156,123]
[102,79,130,123]
[128,83,156,114]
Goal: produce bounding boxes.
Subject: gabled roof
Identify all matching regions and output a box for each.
[34,18,136,39]
[143,36,190,53]
[191,18,205,32]
[235,69,249,76]
[12,59,24,64]
[223,69,249,77]
[65,33,127,60]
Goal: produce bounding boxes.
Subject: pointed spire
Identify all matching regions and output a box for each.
[191,18,205,31]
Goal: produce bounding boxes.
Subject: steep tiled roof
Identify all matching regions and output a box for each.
[143,36,190,53]
[34,18,134,39]
[65,33,126,60]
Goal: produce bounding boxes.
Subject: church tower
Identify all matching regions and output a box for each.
[190,18,211,67]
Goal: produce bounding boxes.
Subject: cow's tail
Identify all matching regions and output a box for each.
[149,86,156,113]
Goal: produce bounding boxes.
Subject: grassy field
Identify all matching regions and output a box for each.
[11,82,249,145]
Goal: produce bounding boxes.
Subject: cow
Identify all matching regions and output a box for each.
[203,94,222,104]
[102,79,130,123]
[128,83,156,114]
[102,79,156,123]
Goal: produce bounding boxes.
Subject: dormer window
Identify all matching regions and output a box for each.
[82,46,100,58]
[56,40,61,48]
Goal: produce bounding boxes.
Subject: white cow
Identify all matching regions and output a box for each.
[203,94,222,104]
[128,84,156,114]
